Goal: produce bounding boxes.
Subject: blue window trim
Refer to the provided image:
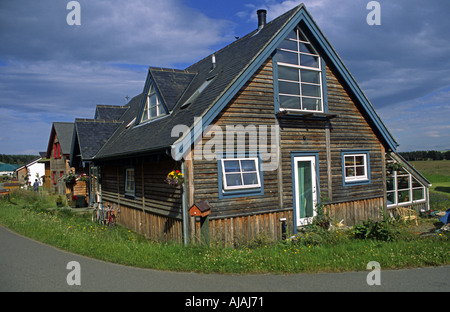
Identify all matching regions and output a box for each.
[124,166,136,199]
[341,150,371,187]
[217,153,264,199]
[290,151,321,234]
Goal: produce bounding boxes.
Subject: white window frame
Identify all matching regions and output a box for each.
[343,153,368,183]
[141,84,166,123]
[386,166,426,207]
[277,27,324,113]
[221,158,261,191]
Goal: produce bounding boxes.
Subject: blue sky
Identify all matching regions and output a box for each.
[0,0,449,155]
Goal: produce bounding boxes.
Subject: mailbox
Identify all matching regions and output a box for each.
[189,200,211,217]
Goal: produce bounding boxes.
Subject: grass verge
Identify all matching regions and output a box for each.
[0,190,449,274]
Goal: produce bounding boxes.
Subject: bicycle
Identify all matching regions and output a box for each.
[105,205,117,226]
[91,203,106,225]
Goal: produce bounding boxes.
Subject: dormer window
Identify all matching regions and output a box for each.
[276,27,323,112]
[141,84,167,123]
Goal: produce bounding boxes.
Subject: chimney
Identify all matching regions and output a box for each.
[257,9,267,30]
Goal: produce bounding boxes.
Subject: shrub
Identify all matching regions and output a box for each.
[352,218,397,241]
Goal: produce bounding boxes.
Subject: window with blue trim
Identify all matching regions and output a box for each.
[276,27,324,112]
[218,156,264,199]
[341,150,370,186]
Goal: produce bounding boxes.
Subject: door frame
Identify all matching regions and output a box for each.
[291,152,321,230]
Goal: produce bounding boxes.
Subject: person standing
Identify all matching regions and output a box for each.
[33,179,39,192]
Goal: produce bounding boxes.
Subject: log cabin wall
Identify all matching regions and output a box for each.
[100,155,183,242]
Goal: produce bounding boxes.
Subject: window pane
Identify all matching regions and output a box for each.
[398,190,410,203]
[346,167,355,177]
[413,188,424,201]
[141,107,148,121]
[278,65,299,81]
[300,54,319,68]
[355,156,365,166]
[300,69,320,84]
[280,95,301,109]
[412,176,422,188]
[149,94,157,108]
[157,103,166,116]
[355,165,365,176]
[344,156,355,166]
[278,50,299,65]
[242,172,258,186]
[387,177,395,191]
[387,191,396,205]
[224,160,240,173]
[302,97,321,111]
[279,39,297,51]
[149,106,157,118]
[286,29,297,40]
[301,84,321,97]
[397,176,409,190]
[226,173,242,187]
[299,42,313,53]
[240,160,256,172]
[279,80,300,95]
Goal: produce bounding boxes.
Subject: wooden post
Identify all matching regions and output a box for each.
[200,216,210,245]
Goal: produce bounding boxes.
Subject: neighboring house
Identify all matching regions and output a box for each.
[70,110,123,205]
[38,151,51,189]
[14,156,46,187]
[70,5,430,244]
[0,163,20,177]
[45,122,75,193]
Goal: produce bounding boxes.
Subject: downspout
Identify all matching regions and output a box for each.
[181,161,188,246]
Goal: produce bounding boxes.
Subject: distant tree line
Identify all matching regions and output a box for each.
[399,150,450,161]
[0,154,39,165]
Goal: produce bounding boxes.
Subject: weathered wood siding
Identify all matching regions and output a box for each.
[101,156,183,242]
[326,196,384,226]
[325,64,385,203]
[191,54,388,241]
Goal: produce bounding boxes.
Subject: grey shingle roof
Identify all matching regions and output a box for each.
[93,3,397,160]
[95,105,128,121]
[73,119,122,161]
[94,6,300,160]
[53,122,74,155]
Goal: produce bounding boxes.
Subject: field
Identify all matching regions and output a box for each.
[410,160,450,210]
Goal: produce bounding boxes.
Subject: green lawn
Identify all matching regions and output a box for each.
[0,190,448,274]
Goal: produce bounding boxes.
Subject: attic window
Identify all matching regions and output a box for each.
[141,84,167,122]
[181,77,214,108]
[277,27,323,112]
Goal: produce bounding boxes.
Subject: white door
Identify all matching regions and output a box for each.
[293,156,317,226]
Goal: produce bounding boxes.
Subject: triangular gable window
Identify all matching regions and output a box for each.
[276,26,323,112]
[140,83,167,123]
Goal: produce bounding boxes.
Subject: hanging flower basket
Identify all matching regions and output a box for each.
[62,173,77,184]
[165,170,184,186]
[77,173,89,182]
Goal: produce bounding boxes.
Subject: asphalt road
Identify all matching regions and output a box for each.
[1,225,449,293]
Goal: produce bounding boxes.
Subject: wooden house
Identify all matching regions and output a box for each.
[14,156,45,188]
[45,122,75,194]
[72,5,430,244]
